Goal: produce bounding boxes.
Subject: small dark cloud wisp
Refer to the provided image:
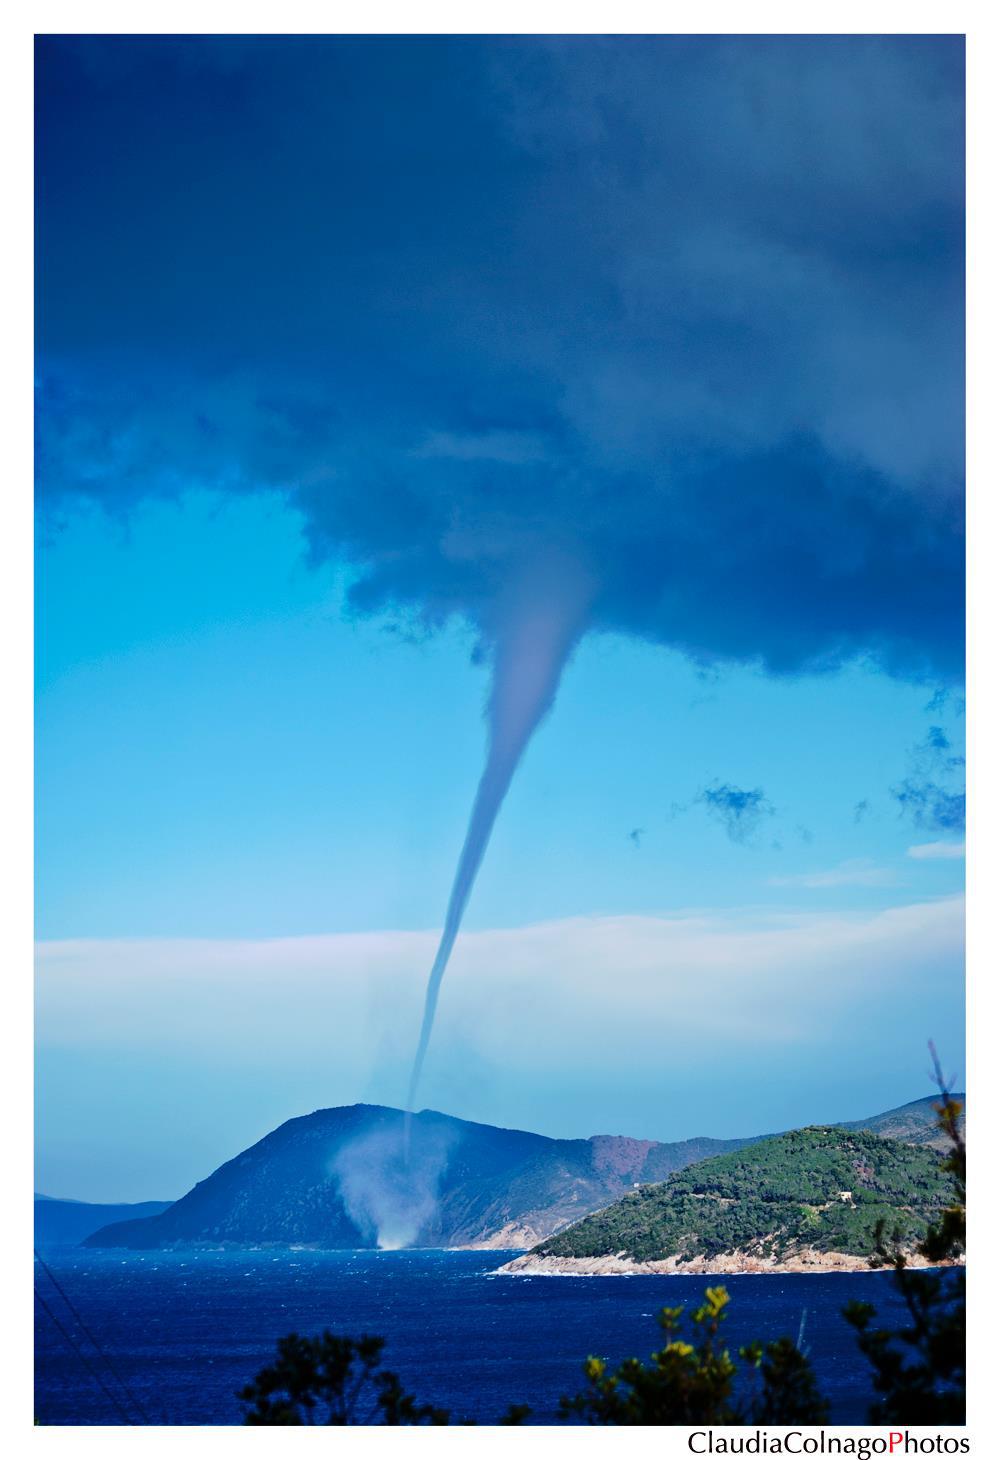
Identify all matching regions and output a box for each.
[698,784,775,845]
[892,782,966,834]
[891,726,966,833]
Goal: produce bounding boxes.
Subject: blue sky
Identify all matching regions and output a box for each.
[37,491,963,940]
[35,36,964,1201]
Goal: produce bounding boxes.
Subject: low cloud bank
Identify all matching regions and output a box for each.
[37,896,963,1066]
[35,898,964,1193]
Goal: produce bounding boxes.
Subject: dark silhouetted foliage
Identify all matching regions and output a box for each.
[740,1335,832,1425]
[238,1331,450,1425]
[559,1285,829,1425]
[844,1047,965,1424]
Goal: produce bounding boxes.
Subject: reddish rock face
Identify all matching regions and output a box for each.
[589,1135,657,1182]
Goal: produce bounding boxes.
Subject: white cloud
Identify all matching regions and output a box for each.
[907,840,966,860]
[36,897,963,1074]
[35,898,964,1195]
[768,858,899,889]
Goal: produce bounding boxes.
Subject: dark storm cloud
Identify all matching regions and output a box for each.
[36,34,964,677]
[697,784,775,844]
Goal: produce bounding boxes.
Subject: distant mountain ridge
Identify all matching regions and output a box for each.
[84,1104,753,1251]
[35,1196,173,1246]
[838,1094,964,1152]
[82,1094,957,1252]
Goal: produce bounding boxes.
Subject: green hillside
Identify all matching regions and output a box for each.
[534,1126,952,1265]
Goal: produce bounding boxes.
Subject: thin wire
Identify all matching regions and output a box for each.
[35,1248,156,1424]
[35,1286,137,1426]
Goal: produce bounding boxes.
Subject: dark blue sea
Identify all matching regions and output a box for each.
[35,1248,911,1425]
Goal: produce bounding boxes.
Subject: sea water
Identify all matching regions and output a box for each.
[34,1247,913,1425]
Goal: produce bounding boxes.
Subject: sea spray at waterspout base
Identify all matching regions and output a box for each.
[406,570,592,1115]
[331,1117,458,1248]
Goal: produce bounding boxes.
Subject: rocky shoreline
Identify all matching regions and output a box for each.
[495,1249,963,1277]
